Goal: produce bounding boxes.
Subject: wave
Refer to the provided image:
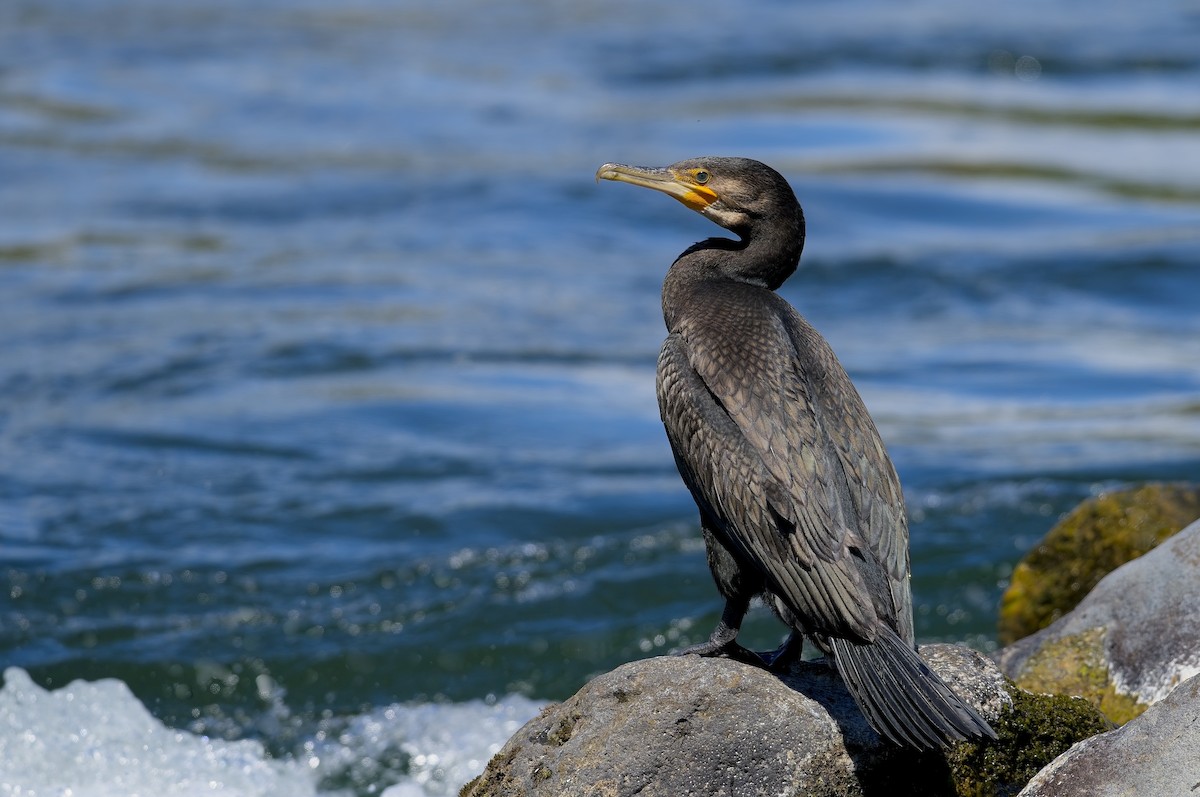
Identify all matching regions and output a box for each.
[0,667,543,797]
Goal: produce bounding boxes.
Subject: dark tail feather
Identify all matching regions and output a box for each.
[830,630,997,750]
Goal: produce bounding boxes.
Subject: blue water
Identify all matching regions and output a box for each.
[2,0,1200,793]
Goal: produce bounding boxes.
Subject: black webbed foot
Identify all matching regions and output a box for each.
[672,603,769,667]
[760,632,804,672]
[673,638,767,667]
[674,630,805,671]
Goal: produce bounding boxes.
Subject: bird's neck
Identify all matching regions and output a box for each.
[661,214,804,332]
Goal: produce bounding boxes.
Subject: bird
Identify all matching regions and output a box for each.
[595,156,996,750]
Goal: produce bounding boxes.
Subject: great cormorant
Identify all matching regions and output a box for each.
[596,156,996,750]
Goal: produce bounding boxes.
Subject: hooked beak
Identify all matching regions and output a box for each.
[595,162,718,213]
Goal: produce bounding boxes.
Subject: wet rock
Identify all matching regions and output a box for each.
[462,645,1108,797]
[1016,673,1200,797]
[998,482,1200,646]
[997,518,1200,724]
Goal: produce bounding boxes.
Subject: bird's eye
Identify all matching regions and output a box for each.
[694,170,710,184]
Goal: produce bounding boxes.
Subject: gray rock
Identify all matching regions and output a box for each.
[463,645,1010,797]
[997,519,1200,721]
[1017,673,1200,797]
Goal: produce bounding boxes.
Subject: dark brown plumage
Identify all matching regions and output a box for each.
[596,156,996,749]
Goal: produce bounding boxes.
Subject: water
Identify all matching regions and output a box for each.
[2,0,1199,793]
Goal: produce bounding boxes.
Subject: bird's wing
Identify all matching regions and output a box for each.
[658,290,909,640]
[791,315,914,641]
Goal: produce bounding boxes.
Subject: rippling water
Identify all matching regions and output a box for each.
[2,0,1199,793]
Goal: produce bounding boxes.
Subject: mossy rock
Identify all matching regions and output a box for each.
[1009,627,1146,725]
[946,681,1114,797]
[462,656,1111,797]
[466,684,1112,797]
[998,482,1200,646]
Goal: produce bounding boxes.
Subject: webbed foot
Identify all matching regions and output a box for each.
[760,632,804,672]
[673,637,766,667]
[671,601,768,667]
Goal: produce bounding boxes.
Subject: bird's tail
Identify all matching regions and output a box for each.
[830,630,997,750]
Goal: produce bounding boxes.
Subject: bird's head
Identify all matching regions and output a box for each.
[595,156,800,238]
[596,156,805,289]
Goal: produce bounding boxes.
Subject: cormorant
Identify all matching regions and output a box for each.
[596,157,996,750]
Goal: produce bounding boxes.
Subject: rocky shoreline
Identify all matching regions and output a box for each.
[463,484,1200,796]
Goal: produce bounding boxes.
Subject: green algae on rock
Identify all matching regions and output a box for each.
[946,683,1113,797]
[1010,628,1145,725]
[998,483,1200,646]
[1016,674,1200,797]
[461,649,1112,797]
[997,519,1200,725]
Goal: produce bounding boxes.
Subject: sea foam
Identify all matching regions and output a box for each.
[0,667,316,797]
[0,668,543,797]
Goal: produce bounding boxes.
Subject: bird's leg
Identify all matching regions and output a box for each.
[673,596,766,667]
[761,631,804,672]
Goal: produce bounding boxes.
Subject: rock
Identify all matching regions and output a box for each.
[462,645,1109,797]
[998,482,1200,645]
[1016,673,1200,797]
[996,518,1200,724]
[946,689,1111,797]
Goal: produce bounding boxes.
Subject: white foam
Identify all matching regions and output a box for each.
[309,696,545,796]
[0,667,317,797]
[0,667,545,797]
